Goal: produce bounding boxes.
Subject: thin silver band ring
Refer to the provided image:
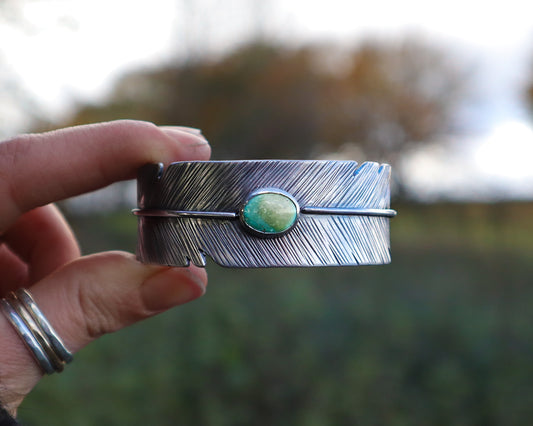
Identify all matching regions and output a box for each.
[14,289,73,364]
[8,293,65,372]
[0,298,56,374]
[0,289,73,374]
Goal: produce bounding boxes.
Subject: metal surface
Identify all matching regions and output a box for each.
[9,292,65,372]
[0,298,56,374]
[300,206,397,217]
[136,160,396,268]
[15,289,73,364]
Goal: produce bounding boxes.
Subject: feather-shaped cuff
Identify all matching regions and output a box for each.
[134,160,396,268]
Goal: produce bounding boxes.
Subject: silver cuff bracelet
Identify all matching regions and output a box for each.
[134,160,396,268]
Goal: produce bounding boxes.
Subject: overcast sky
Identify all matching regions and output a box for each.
[2,0,533,201]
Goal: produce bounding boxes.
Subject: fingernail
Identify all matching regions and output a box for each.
[175,126,203,135]
[141,267,207,312]
[161,128,209,146]
[160,126,206,138]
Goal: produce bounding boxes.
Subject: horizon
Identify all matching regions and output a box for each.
[2,0,533,201]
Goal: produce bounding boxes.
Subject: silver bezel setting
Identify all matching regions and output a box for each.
[238,187,301,238]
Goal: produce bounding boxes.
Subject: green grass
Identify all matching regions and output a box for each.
[19,202,533,425]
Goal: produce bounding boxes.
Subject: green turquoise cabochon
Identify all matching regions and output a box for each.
[241,191,299,235]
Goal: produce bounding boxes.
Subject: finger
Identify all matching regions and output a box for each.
[0,244,29,292]
[30,251,207,353]
[0,251,207,413]
[1,204,80,284]
[0,120,211,233]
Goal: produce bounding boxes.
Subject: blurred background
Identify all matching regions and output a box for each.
[2,0,533,424]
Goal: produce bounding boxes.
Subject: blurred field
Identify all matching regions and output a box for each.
[20,202,533,426]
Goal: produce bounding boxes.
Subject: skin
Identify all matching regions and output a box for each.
[0,120,211,416]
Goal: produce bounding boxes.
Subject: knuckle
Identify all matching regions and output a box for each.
[106,119,159,141]
[75,282,113,340]
[99,120,165,165]
[73,251,155,340]
[0,135,35,226]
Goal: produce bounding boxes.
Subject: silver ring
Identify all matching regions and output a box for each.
[8,292,65,372]
[1,298,56,374]
[14,289,73,364]
[0,289,73,374]
[135,160,396,268]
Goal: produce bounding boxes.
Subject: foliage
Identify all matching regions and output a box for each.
[61,39,465,166]
[20,202,533,426]
[320,40,464,160]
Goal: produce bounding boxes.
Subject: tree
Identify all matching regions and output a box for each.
[525,60,533,119]
[64,42,325,159]
[319,38,465,160]
[58,38,466,189]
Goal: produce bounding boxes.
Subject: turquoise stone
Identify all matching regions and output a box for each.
[242,192,298,234]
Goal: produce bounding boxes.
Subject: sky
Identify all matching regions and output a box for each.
[2,0,533,201]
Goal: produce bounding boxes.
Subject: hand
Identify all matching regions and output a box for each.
[0,120,211,415]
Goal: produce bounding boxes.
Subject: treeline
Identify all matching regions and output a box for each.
[22,201,533,425]
[59,38,465,168]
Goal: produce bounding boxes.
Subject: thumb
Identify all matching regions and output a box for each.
[0,251,206,412]
[32,251,207,353]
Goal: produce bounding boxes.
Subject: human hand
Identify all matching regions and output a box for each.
[0,120,211,416]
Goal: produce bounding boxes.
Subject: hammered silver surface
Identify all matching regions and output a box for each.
[136,160,393,268]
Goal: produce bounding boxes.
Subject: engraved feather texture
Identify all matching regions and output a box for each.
[136,160,393,267]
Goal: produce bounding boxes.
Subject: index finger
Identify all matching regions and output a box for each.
[0,120,211,233]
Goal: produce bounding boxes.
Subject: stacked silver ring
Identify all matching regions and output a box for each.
[0,289,73,374]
